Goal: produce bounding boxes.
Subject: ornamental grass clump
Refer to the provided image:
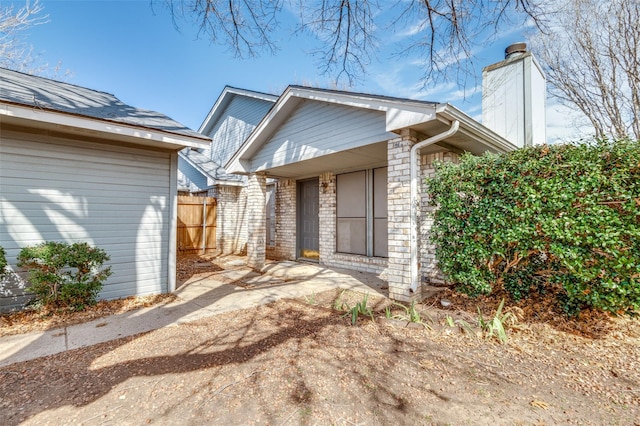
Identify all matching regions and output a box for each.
[17,241,112,311]
[427,138,640,315]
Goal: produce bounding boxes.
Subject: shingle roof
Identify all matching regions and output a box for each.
[0,67,207,140]
[180,148,244,183]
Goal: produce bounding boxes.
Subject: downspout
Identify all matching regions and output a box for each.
[409,120,460,293]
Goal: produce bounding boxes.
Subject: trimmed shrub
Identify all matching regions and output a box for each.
[17,241,112,311]
[427,138,640,315]
[0,246,7,276]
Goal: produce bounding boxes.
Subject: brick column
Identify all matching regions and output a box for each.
[386,131,418,302]
[246,173,267,270]
[318,172,336,264]
[216,184,248,254]
[274,179,297,260]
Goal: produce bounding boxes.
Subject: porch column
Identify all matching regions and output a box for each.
[246,172,267,270]
[386,131,419,302]
[318,172,336,265]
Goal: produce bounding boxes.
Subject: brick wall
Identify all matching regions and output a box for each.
[386,132,416,302]
[215,184,248,254]
[420,151,460,286]
[246,173,267,269]
[318,172,336,262]
[272,178,296,260]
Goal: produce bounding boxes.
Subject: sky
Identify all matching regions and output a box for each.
[10,0,590,140]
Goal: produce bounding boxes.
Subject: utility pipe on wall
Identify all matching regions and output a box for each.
[409,120,460,294]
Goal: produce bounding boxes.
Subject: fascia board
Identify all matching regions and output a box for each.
[436,103,517,153]
[225,86,440,174]
[385,106,437,132]
[293,88,438,132]
[225,88,299,174]
[288,87,438,131]
[1,102,210,150]
[198,86,278,134]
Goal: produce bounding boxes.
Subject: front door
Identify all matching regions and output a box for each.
[297,178,319,260]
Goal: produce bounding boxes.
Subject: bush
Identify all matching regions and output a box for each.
[427,138,640,315]
[17,241,112,311]
[0,246,7,275]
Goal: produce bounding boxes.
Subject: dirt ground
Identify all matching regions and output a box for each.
[1,256,639,425]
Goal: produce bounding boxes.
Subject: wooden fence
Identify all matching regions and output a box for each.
[177,196,217,254]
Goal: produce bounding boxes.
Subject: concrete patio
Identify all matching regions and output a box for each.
[0,256,387,367]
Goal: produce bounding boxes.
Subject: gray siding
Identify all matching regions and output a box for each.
[0,127,173,311]
[251,100,393,172]
[208,95,274,169]
[178,94,273,189]
[178,155,208,192]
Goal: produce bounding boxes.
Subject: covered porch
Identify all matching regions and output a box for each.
[226,86,515,301]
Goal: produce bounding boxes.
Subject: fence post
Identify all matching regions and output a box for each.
[202,197,207,254]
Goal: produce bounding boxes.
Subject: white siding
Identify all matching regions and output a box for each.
[251,100,392,172]
[0,128,173,311]
[483,60,525,147]
[529,58,547,145]
[482,53,546,147]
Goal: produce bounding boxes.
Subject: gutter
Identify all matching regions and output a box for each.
[409,120,460,293]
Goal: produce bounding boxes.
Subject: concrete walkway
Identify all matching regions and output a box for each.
[0,258,387,368]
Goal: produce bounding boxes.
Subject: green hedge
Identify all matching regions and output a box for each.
[427,139,640,315]
[17,241,112,311]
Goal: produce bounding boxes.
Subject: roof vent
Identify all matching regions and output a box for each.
[505,42,527,59]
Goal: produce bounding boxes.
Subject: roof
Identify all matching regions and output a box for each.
[179,85,278,186]
[225,85,516,175]
[198,85,278,135]
[0,67,210,149]
[180,148,244,185]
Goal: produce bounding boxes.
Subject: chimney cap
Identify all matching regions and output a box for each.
[505,42,527,59]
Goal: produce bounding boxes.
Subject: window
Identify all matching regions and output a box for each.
[336,167,388,257]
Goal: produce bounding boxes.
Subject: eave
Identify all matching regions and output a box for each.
[225,86,439,174]
[0,101,211,151]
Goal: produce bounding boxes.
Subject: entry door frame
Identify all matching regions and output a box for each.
[296,177,320,261]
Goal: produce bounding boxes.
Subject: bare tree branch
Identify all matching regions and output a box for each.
[385,0,549,89]
[163,0,282,58]
[530,0,640,140]
[163,0,550,88]
[295,0,379,86]
[0,0,49,73]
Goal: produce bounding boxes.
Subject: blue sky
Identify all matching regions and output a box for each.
[15,0,578,138]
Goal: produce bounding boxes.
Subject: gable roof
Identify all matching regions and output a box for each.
[0,67,209,149]
[225,85,516,175]
[198,85,278,135]
[179,86,278,184]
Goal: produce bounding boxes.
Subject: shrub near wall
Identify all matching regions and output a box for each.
[0,246,7,276]
[427,139,640,315]
[17,242,112,311]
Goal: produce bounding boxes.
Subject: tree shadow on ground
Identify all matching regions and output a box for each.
[0,302,437,424]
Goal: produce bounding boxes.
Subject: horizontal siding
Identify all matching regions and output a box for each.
[0,130,173,311]
[251,100,394,172]
[3,155,167,183]
[1,128,170,166]
[177,156,208,192]
[208,96,274,173]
